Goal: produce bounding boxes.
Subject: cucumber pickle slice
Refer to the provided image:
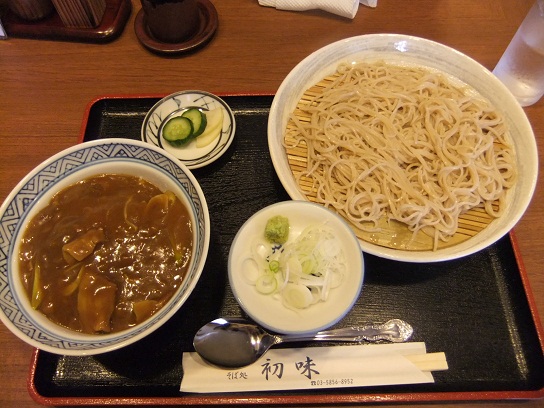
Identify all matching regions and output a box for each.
[162,108,208,147]
[162,116,194,146]
[182,108,207,137]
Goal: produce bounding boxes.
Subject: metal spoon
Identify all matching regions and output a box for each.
[193,317,413,368]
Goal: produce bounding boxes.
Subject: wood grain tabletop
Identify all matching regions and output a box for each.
[0,0,542,407]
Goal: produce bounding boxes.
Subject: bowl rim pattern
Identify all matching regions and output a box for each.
[0,138,210,355]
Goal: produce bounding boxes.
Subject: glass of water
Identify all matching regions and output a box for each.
[493,0,544,107]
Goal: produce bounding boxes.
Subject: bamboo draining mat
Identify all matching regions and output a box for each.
[284,75,500,252]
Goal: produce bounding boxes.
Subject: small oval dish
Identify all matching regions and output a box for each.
[141,90,236,169]
[228,201,364,335]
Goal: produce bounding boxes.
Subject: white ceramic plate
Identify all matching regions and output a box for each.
[142,90,236,169]
[228,201,364,334]
[268,34,538,263]
[0,139,210,355]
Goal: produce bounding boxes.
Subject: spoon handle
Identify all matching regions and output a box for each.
[279,319,413,344]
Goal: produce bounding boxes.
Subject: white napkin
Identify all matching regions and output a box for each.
[180,342,447,393]
[0,18,7,40]
[258,0,377,19]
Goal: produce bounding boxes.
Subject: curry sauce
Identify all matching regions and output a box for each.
[18,174,193,334]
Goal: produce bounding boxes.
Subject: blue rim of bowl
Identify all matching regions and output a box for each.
[0,139,210,355]
[141,90,236,169]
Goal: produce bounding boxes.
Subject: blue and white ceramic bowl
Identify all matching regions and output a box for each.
[0,139,210,355]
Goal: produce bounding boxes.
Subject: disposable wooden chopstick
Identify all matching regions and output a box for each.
[60,0,86,27]
[405,352,448,372]
[89,0,106,26]
[69,0,92,27]
[78,0,104,26]
[53,0,106,27]
[51,0,76,27]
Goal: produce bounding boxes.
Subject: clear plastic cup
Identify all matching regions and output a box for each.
[493,0,544,107]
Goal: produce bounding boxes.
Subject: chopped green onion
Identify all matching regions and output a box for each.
[255,274,277,294]
[300,255,317,275]
[269,260,280,273]
[282,283,313,309]
[248,221,346,309]
[31,264,43,309]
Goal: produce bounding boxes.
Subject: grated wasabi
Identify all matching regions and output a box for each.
[264,215,289,244]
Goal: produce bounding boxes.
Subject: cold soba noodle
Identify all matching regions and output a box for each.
[285,62,517,250]
[18,174,193,334]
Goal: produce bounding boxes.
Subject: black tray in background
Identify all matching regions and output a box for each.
[1,0,132,43]
[28,95,544,405]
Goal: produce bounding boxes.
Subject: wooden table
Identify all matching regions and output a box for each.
[0,0,542,406]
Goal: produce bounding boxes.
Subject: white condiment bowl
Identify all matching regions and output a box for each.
[228,201,364,334]
[268,34,538,263]
[0,139,210,355]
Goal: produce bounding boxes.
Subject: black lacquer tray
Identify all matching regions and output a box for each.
[28,95,544,405]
